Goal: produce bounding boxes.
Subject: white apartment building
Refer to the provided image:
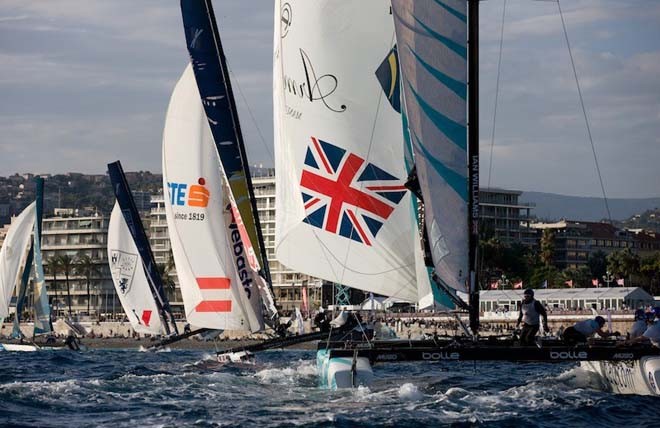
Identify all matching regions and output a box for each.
[41,213,118,318]
[251,169,323,313]
[148,193,183,313]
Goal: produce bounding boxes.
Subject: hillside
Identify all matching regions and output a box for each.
[519,191,660,222]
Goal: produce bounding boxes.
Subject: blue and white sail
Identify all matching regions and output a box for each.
[11,242,33,338]
[108,161,177,336]
[273,0,419,301]
[32,178,51,335]
[391,0,468,292]
[107,202,165,335]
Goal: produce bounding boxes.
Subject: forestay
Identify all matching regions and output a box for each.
[273,0,418,301]
[107,202,164,335]
[392,0,469,291]
[162,65,264,332]
[0,202,35,319]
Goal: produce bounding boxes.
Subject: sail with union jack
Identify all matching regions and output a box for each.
[274,1,419,302]
[300,137,407,247]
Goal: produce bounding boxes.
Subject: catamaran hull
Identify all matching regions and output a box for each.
[317,349,373,389]
[582,357,660,396]
[0,343,39,352]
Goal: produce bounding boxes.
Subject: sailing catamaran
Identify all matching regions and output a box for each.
[172,0,659,394]
[107,200,167,337]
[272,0,660,393]
[107,161,183,342]
[0,178,77,351]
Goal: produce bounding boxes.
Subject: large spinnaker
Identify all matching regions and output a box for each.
[162,65,264,332]
[273,0,418,301]
[0,202,35,319]
[108,202,165,335]
[391,0,469,292]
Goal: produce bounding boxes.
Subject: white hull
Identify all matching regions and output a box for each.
[582,356,660,396]
[317,349,373,389]
[0,343,40,352]
[217,350,254,364]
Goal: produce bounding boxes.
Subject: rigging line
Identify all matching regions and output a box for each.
[226,64,275,166]
[486,0,507,190]
[556,0,612,223]
[336,29,395,287]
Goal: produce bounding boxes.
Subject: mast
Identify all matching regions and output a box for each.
[467,0,481,335]
[107,161,178,335]
[182,0,273,292]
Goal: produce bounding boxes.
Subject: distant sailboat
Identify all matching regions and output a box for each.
[107,201,166,336]
[1,178,69,351]
[108,161,180,339]
[0,202,37,337]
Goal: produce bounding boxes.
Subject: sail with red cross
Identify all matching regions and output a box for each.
[300,137,407,247]
[273,1,419,302]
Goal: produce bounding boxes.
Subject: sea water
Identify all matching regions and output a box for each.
[0,348,657,427]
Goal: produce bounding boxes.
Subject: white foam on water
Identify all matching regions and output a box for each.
[254,359,317,385]
[398,383,424,401]
[0,379,80,401]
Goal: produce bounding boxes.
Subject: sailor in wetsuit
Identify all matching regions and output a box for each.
[516,288,549,345]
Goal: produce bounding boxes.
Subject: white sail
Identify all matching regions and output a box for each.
[107,202,164,335]
[0,202,35,318]
[162,64,264,332]
[273,0,418,301]
[392,0,468,291]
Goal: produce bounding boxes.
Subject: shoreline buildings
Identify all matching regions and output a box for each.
[1,169,658,318]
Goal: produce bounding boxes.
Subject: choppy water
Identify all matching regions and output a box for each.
[0,348,657,427]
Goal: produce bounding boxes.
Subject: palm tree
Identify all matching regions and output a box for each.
[157,250,177,301]
[539,229,555,267]
[58,254,75,315]
[45,256,62,317]
[75,254,98,316]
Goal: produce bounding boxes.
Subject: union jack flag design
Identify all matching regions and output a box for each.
[300,137,407,246]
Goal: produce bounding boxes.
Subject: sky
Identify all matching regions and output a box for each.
[0,0,658,198]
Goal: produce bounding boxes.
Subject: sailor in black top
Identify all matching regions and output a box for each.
[516,289,548,345]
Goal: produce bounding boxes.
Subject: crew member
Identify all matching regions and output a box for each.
[627,307,660,347]
[314,308,330,333]
[515,288,549,345]
[629,309,648,339]
[562,316,618,345]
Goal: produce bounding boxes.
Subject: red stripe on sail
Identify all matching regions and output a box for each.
[196,277,231,289]
[195,300,232,312]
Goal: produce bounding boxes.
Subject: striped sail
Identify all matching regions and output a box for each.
[273,0,418,301]
[107,202,164,335]
[162,64,264,332]
[32,178,51,335]
[0,202,36,319]
[392,0,468,291]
